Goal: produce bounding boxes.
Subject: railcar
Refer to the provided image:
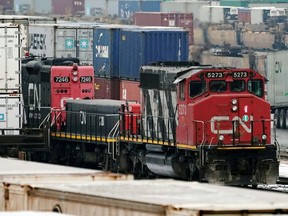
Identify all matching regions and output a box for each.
[50,61,279,185]
[0,57,94,160]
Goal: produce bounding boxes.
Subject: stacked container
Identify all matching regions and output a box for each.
[0,23,22,134]
[119,0,161,20]
[52,0,85,16]
[133,12,193,46]
[93,25,189,102]
[85,0,118,17]
[14,0,52,15]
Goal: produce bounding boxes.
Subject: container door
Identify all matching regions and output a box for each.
[0,25,21,93]
[0,95,22,134]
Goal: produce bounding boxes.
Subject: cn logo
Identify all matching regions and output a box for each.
[210,116,253,134]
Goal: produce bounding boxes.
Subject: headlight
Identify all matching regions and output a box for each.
[232,105,238,112]
[72,77,78,82]
[72,71,78,76]
[231,98,237,105]
[262,134,267,140]
[219,135,224,141]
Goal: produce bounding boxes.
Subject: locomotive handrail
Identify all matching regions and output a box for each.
[39,110,52,129]
[108,119,120,160]
[191,120,206,147]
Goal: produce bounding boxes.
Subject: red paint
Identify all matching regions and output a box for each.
[52,0,85,16]
[51,64,94,130]
[94,77,120,100]
[238,8,251,24]
[133,12,194,45]
[120,79,140,103]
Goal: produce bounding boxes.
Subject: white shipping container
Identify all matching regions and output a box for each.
[0,15,56,56]
[267,51,288,107]
[0,94,22,134]
[0,24,21,93]
[3,180,288,215]
[85,0,119,17]
[29,24,55,57]
[55,27,94,65]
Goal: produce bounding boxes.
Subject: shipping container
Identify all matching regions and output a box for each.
[3,180,288,215]
[241,31,275,50]
[201,51,249,67]
[52,0,85,16]
[0,15,56,56]
[94,76,120,100]
[160,1,209,23]
[119,28,189,80]
[55,26,94,65]
[199,6,240,24]
[29,24,55,57]
[220,0,248,7]
[93,25,121,77]
[120,79,140,102]
[0,24,21,93]
[250,7,275,24]
[0,157,133,212]
[85,0,118,17]
[0,94,22,135]
[14,0,52,15]
[207,25,238,47]
[238,8,251,23]
[0,0,13,11]
[267,51,288,129]
[119,0,161,19]
[133,12,194,45]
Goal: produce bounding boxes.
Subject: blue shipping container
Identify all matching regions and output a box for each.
[119,0,161,19]
[119,28,189,80]
[93,25,121,77]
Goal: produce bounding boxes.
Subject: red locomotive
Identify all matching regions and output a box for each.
[50,62,279,185]
[51,63,94,130]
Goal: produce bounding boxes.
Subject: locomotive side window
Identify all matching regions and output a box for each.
[230,80,245,92]
[248,79,263,97]
[189,81,206,98]
[209,80,227,92]
[179,81,185,100]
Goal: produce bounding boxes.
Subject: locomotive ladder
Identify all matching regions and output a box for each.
[108,120,120,160]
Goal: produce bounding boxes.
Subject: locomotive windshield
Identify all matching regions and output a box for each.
[248,79,263,97]
[230,80,245,92]
[189,81,206,98]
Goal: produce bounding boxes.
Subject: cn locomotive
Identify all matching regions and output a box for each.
[49,61,279,185]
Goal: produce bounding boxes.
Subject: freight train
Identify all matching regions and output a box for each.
[0,59,279,185]
[49,61,279,185]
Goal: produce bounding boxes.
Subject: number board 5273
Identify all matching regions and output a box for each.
[233,72,248,78]
[206,72,224,78]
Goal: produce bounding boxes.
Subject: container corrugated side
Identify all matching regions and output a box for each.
[207,27,238,47]
[267,51,288,107]
[93,26,120,77]
[120,79,140,102]
[85,0,119,17]
[242,31,275,49]
[55,27,94,65]
[119,0,161,19]
[0,24,21,93]
[29,24,55,57]
[133,12,193,45]
[94,77,120,100]
[119,28,189,80]
[5,180,288,215]
[0,94,22,134]
[161,1,209,22]
[35,0,52,15]
[52,0,85,16]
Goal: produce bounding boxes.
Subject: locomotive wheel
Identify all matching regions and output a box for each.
[279,109,286,129]
[274,109,280,128]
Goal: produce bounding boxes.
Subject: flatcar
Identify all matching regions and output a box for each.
[50,61,279,185]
